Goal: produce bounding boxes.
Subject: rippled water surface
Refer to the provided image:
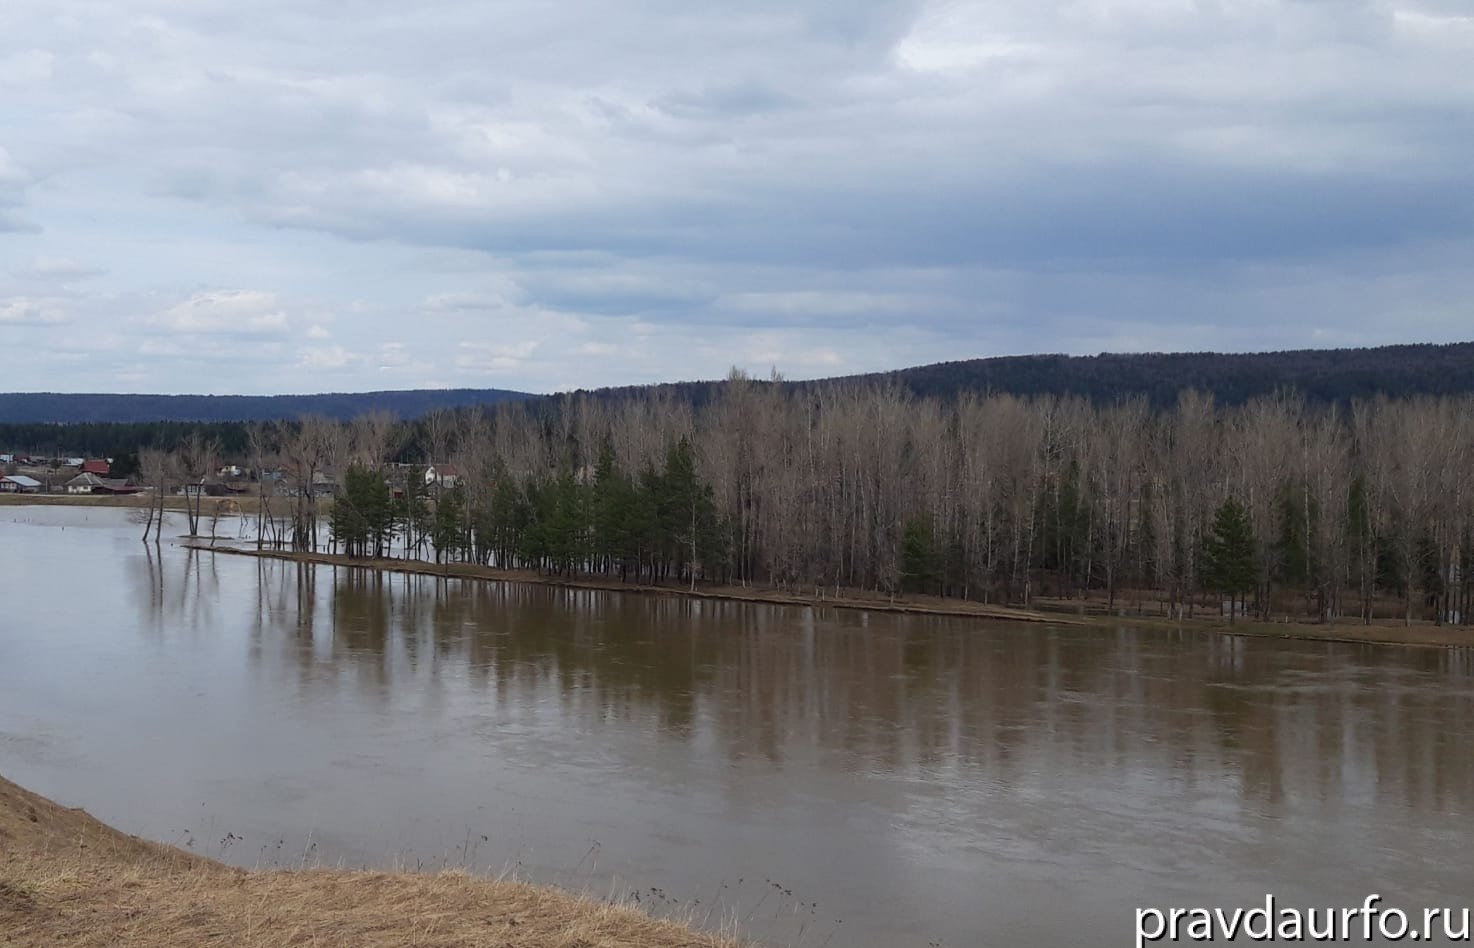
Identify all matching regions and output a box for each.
[3,506,1472,945]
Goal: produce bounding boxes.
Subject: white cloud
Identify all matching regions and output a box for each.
[455,340,542,373]
[0,49,54,86]
[10,256,106,281]
[421,284,524,312]
[0,297,70,325]
[0,0,1468,393]
[146,290,291,335]
[298,345,357,369]
[375,342,411,368]
[717,290,926,319]
[0,145,28,185]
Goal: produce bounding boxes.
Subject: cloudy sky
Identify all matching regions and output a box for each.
[3,0,1472,395]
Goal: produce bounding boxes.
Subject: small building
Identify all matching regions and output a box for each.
[0,475,43,494]
[80,459,110,476]
[64,457,85,469]
[425,464,460,489]
[65,473,141,495]
[94,478,141,495]
[66,472,106,494]
[312,471,340,497]
[274,471,340,498]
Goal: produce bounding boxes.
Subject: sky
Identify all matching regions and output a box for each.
[2,0,1472,395]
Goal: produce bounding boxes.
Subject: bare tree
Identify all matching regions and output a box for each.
[278,415,339,552]
[177,430,221,538]
[137,447,171,542]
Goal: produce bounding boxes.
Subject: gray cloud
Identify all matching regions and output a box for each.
[1,0,1471,393]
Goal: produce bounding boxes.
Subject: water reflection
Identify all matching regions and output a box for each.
[221,559,1474,824]
[129,544,224,636]
[6,510,1472,947]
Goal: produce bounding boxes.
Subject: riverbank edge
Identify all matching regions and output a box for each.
[0,774,737,948]
[9,495,1468,646]
[189,544,1474,648]
[189,543,1078,625]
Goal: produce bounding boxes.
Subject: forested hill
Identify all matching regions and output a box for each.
[562,342,1474,408]
[5,342,1474,427]
[840,342,1474,406]
[0,388,532,424]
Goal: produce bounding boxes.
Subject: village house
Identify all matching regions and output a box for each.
[80,459,110,476]
[425,464,459,489]
[273,470,340,498]
[65,473,142,495]
[0,475,43,494]
[65,473,103,494]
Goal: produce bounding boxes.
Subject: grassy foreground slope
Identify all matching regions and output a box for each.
[0,775,735,948]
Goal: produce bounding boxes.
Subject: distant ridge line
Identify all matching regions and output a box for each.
[564,341,1474,409]
[3,342,1474,423]
[0,388,533,424]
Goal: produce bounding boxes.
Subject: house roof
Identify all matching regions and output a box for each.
[428,464,460,476]
[81,459,110,474]
[66,472,138,491]
[2,475,42,488]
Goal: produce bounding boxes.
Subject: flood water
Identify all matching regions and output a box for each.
[3,506,1473,946]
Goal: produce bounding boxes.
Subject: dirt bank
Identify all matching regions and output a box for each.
[0,774,737,948]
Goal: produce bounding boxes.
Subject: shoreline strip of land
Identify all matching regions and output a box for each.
[193,543,1474,649]
[9,493,1472,648]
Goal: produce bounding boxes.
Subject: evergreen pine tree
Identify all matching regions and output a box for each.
[1203,498,1257,623]
[900,515,941,595]
[431,485,465,564]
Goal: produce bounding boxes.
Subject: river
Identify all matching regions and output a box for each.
[2,505,1472,945]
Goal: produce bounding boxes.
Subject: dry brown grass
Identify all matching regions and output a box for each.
[0,775,740,948]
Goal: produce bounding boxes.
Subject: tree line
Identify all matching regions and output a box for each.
[110,374,1474,626]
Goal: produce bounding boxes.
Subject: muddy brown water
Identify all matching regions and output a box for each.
[2,506,1472,946]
